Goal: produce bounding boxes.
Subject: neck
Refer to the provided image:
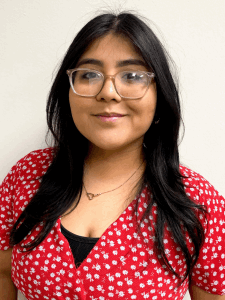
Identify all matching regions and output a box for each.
[84,141,146,190]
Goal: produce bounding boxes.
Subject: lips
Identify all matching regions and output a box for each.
[94,113,125,117]
[94,113,126,123]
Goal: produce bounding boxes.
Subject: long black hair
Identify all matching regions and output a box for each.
[10,12,208,288]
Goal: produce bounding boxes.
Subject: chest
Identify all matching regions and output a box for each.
[12,217,189,300]
[61,190,134,238]
[12,186,191,300]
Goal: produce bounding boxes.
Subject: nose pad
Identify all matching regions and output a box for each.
[96,77,121,102]
[109,81,114,93]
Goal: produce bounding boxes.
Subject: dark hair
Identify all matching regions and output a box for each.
[10,12,208,288]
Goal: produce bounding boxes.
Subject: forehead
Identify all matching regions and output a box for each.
[78,33,144,63]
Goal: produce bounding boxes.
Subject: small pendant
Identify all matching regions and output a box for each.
[87,193,101,200]
[87,193,95,200]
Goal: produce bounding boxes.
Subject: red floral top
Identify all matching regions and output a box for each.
[0,148,225,300]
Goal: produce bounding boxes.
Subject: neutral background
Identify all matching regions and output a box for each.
[0,0,224,299]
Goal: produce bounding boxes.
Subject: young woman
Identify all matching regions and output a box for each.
[0,12,225,300]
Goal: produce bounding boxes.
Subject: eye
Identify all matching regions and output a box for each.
[121,72,144,82]
[80,71,101,80]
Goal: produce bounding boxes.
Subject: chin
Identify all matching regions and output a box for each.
[94,143,125,151]
[89,139,142,153]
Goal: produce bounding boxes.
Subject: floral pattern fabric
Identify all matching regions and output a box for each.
[0,148,225,300]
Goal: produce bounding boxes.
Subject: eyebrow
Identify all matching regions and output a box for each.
[76,58,147,68]
[76,59,103,68]
[116,59,147,68]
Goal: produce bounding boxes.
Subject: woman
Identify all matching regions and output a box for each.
[0,12,225,300]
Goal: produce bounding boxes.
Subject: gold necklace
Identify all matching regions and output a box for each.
[83,161,144,200]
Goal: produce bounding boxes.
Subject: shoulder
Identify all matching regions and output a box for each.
[12,147,56,179]
[179,164,225,221]
[180,166,225,295]
[16,147,55,168]
[0,148,56,225]
[180,164,212,187]
[0,147,56,206]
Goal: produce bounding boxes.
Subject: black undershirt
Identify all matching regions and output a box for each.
[61,224,99,268]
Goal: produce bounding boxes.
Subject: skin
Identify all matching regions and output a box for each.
[69,33,157,156]
[68,33,157,192]
[0,248,17,299]
[189,285,225,300]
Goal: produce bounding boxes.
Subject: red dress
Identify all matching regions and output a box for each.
[1,148,225,300]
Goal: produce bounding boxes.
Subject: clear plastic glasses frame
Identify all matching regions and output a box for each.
[66,68,155,99]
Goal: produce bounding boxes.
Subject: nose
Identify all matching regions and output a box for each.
[96,77,122,102]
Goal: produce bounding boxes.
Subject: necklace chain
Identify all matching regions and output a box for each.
[83,161,144,200]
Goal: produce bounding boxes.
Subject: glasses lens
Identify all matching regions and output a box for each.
[71,69,103,96]
[116,71,149,98]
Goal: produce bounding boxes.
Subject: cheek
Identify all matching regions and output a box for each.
[140,107,156,133]
[132,91,157,132]
[145,88,157,125]
[69,93,88,130]
[69,99,79,125]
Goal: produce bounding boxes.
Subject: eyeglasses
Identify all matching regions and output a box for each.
[66,68,155,99]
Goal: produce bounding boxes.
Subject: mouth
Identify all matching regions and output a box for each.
[94,112,126,117]
[94,113,126,123]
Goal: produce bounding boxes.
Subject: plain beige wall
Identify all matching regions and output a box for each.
[0,1,224,299]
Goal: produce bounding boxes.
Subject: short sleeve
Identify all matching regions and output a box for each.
[0,148,54,251]
[189,175,225,295]
[0,163,20,250]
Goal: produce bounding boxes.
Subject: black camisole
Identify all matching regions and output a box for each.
[61,224,99,268]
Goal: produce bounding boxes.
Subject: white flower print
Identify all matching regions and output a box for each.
[1,153,225,300]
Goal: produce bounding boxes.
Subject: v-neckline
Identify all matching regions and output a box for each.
[58,186,147,272]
